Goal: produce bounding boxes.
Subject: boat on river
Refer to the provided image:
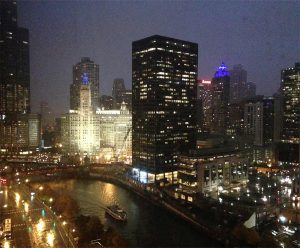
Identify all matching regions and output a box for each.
[105,205,127,221]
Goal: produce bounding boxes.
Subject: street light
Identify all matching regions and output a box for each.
[15,193,20,207]
[46,231,55,247]
[24,202,29,213]
[3,240,10,248]
[36,219,45,234]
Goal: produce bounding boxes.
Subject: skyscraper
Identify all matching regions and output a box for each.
[211,62,230,135]
[0,1,30,116]
[229,64,247,103]
[244,81,256,99]
[62,74,100,154]
[0,1,40,152]
[278,63,300,165]
[70,57,99,111]
[112,78,125,108]
[197,79,212,131]
[132,35,198,184]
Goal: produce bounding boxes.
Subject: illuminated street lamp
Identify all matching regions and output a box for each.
[279,215,287,223]
[4,240,10,248]
[24,202,29,213]
[15,193,20,206]
[47,231,55,247]
[36,219,45,234]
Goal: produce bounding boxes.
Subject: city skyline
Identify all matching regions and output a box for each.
[1,1,300,247]
[17,0,299,114]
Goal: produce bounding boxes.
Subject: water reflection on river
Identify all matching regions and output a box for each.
[44,179,217,247]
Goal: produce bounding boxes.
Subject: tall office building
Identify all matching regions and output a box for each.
[0,1,30,116]
[40,101,55,132]
[252,97,275,163]
[278,63,300,165]
[254,97,275,147]
[112,78,125,108]
[244,81,256,99]
[229,64,247,103]
[211,62,230,135]
[132,35,198,184]
[0,1,41,152]
[197,79,212,131]
[70,57,99,111]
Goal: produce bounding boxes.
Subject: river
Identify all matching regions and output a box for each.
[43,179,218,247]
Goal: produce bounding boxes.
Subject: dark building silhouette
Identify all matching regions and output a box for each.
[0,1,41,152]
[100,95,114,110]
[40,101,55,132]
[229,64,247,103]
[244,81,256,100]
[278,63,300,165]
[70,57,99,111]
[0,1,30,116]
[112,78,125,108]
[112,79,132,110]
[211,62,230,135]
[227,103,244,137]
[132,35,198,184]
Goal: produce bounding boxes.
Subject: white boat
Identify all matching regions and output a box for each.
[105,205,127,221]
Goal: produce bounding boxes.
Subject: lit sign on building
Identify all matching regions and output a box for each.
[202,80,211,84]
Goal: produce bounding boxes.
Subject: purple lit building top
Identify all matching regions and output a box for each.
[82,72,89,85]
[214,62,230,78]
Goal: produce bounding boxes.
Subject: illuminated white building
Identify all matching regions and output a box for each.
[61,73,132,160]
[61,74,100,155]
[97,102,132,162]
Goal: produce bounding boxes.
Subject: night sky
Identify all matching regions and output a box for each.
[17,0,299,114]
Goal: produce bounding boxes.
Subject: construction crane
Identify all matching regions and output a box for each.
[114,126,131,163]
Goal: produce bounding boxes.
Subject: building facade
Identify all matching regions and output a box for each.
[0,1,41,152]
[244,82,256,100]
[112,78,126,109]
[278,63,300,165]
[0,1,30,116]
[70,57,100,111]
[62,82,100,155]
[211,62,230,135]
[132,35,198,184]
[229,64,247,103]
[244,96,275,163]
[62,79,132,160]
[197,79,213,131]
[177,149,249,200]
[97,103,132,163]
